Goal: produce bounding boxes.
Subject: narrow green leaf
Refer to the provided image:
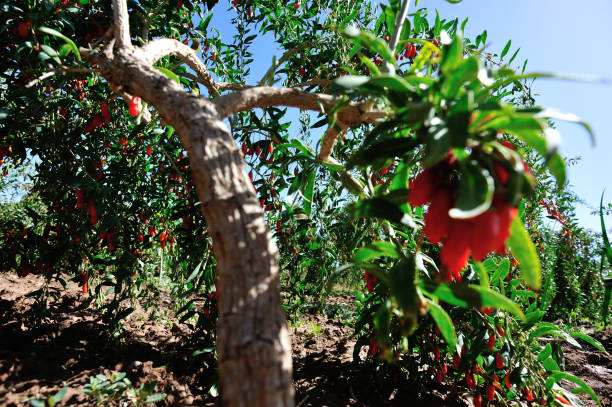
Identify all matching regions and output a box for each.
[490,258,510,287]
[155,66,181,85]
[422,281,525,320]
[547,153,566,188]
[472,262,490,288]
[500,40,512,60]
[353,241,400,263]
[302,171,316,216]
[428,300,456,348]
[570,332,608,354]
[38,26,81,61]
[537,343,552,361]
[546,372,602,407]
[507,216,541,290]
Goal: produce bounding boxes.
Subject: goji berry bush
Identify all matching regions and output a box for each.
[0,0,608,405]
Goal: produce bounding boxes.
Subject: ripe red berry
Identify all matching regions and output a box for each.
[524,388,534,402]
[473,394,482,407]
[504,370,512,389]
[299,67,305,76]
[138,233,144,243]
[469,209,502,261]
[294,2,301,10]
[486,334,496,350]
[423,188,452,244]
[435,369,443,384]
[465,373,475,389]
[18,22,31,37]
[486,385,495,402]
[129,96,142,117]
[495,352,504,369]
[408,168,436,207]
[440,220,472,280]
[292,247,298,255]
[241,144,248,155]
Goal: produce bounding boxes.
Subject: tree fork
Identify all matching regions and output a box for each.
[98,1,295,405]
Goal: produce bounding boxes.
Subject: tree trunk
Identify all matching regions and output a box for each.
[102,49,294,407]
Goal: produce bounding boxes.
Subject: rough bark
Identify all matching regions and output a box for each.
[96,44,294,406]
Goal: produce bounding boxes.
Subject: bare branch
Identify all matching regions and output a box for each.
[290,79,332,89]
[317,121,348,163]
[258,42,315,85]
[25,68,98,88]
[217,82,251,91]
[213,86,386,126]
[139,38,219,96]
[389,0,411,52]
[112,0,131,48]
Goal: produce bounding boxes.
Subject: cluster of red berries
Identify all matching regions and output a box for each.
[409,161,518,282]
[84,103,112,133]
[370,165,392,187]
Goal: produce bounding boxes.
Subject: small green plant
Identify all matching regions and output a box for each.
[29,387,68,407]
[82,372,166,406]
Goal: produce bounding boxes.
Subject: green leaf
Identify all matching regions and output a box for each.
[51,387,68,403]
[428,300,457,348]
[441,56,479,99]
[59,43,73,58]
[448,160,494,219]
[422,281,525,320]
[186,260,203,283]
[546,372,602,407]
[472,261,490,288]
[346,29,397,67]
[490,258,510,287]
[440,31,464,73]
[600,193,612,266]
[570,332,608,354]
[334,75,370,89]
[353,197,415,227]
[537,343,552,361]
[354,241,401,263]
[542,357,560,372]
[155,66,181,85]
[547,153,566,188]
[367,75,415,92]
[38,26,81,62]
[302,171,316,216]
[507,216,541,290]
[145,393,167,403]
[500,39,512,60]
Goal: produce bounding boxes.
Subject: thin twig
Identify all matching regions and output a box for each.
[258,42,315,85]
[25,68,98,88]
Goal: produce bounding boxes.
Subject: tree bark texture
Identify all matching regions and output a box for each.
[99,47,294,407]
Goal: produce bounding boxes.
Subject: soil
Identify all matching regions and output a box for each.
[0,273,610,406]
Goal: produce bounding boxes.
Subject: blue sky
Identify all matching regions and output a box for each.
[208,0,612,233]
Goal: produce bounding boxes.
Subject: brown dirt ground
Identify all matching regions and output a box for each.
[0,273,610,406]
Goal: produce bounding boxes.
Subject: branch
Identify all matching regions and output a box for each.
[212,86,385,126]
[139,38,219,96]
[258,42,315,85]
[389,0,411,52]
[112,0,131,48]
[25,68,98,88]
[317,121,347,163]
